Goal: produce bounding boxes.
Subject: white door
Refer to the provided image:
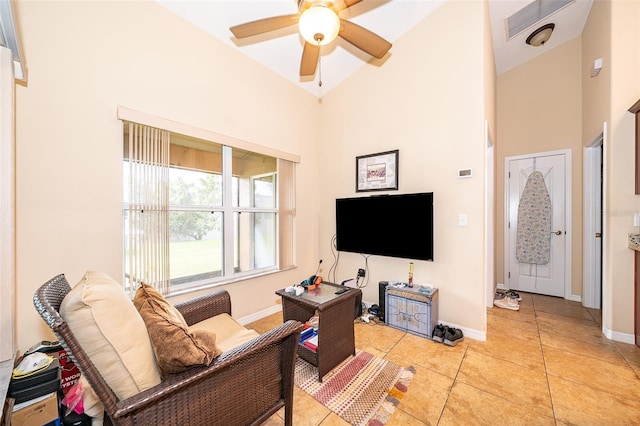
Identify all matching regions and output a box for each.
[583,140,603,309]
[506,151,570,297]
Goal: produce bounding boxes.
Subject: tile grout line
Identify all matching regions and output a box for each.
[434,341,470,425]
[532,295,559,425]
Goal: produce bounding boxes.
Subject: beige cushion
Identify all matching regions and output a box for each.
[190,313,259,353]
[133,284,222,375]
[60,271,161,401]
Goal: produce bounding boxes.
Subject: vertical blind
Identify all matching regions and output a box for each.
[278,158,296,270]
[125,122,171,296]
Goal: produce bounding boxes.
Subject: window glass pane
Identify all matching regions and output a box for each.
[253,174,275,208]
[169,168,221,207]
[232,148,277,208]
[234,212,276,272]
[169,211,223,284]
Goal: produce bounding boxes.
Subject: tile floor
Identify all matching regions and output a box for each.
[247,292,640,425]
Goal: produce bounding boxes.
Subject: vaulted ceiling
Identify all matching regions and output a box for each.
[156,0,593,96]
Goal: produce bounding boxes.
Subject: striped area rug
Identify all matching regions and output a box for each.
[295,351,415,426]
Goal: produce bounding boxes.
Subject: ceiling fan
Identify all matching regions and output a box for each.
[229,0,392,77]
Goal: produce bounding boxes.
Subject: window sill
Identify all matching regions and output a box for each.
[166,265,297,298]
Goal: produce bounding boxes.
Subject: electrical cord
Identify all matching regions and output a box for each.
[328,234,339,284]
[327,234,371,289]
[356,254,371,288]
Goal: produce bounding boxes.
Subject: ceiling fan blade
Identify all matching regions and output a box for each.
[338,19,392,59]
[300,42,320,76]
[343,0,364,8]
[230,14,299,39]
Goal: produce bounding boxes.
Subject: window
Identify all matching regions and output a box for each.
[123,120,295,294]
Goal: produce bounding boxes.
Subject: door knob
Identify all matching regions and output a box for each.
[553,230,563,235]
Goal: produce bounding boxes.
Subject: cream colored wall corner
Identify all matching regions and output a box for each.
[317,0,490,337]
[601,0,640,339]
[582,0,612,330]
[581,0,639,340]
[12,0,319,352]
[484,0,497,315]
[495,38,584,298]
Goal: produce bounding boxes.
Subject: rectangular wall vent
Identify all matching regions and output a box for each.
[507,0,574,40]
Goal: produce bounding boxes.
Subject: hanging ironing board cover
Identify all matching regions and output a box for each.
[516,170,551,265]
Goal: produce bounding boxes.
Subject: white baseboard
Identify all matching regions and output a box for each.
[602,324,636,344]
[566,294,581,302]
[237,304,282,326]
[440,321,486,342]
[236,301,489,343]
[496,282,506,290]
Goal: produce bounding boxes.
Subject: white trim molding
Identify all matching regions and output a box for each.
[602,323,635,344]
[582,133,604,309]
[117,106,300,164]
[237,304,282,327]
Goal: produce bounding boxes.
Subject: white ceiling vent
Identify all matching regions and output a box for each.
[507,0,574,40]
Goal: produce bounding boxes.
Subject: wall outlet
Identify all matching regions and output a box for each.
[357,268,366,278]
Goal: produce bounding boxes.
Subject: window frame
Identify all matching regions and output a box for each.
[119,106,298,295]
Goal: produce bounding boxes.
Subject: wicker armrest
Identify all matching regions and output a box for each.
[174,289,232,326]
[111,319,304,423]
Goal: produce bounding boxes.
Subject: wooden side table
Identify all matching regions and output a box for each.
[276,282,360,381]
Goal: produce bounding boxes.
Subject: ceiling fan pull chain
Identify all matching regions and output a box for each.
[317,40,323,87]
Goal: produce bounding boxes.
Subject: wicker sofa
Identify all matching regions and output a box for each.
[34,273,303,426]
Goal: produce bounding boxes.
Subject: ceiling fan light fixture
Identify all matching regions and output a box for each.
[299,5,340,45]
[526,23,555,47]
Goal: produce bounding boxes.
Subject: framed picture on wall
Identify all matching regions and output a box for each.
[356,150,399,192]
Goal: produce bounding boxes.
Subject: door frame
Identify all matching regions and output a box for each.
[0,46,15,362]
[583,132,603,309]
[503,149,573,299]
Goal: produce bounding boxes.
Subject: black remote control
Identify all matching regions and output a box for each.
[335,288,349,294]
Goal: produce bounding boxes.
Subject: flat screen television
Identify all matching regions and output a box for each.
[335,192,434,261]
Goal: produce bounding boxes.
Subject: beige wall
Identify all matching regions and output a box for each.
[13,0,320,352]
[495,37,584,297]
[582,0,610,146]
[317,0,491,335]
[600,0,640,337]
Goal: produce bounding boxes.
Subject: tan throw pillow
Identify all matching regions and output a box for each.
[134,284,221,375]
[60,271,161,401]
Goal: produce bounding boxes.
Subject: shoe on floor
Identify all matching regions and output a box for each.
[505,290,522,301]
[443,327,464,346]
[494,295,520,311]
[432,324,447,342]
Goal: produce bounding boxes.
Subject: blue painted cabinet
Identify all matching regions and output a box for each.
[385,286,438,339]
